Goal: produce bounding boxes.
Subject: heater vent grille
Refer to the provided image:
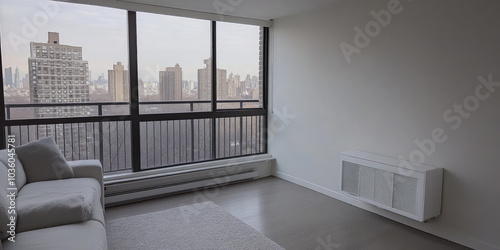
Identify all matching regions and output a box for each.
[340,151,443,222]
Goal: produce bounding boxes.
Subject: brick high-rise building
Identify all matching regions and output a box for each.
[159,63,182,101]
[29,32,90,118]
[108,62,129,102]
[197,58,227,100]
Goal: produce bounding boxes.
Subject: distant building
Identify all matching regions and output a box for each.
[197,58,227,100]
[251,75,258,89]
[4,67,12,86]
[14,67,20,88]
[138,79,145,97]
[159,63,182,101]
[108,62,129,102]
[252,88,259,100]
[244,74,251,89]
[22,74,29,89]
[227,73,240,97]
[198,59,211,100]
[29,32,90,118]
[96,74,107,85]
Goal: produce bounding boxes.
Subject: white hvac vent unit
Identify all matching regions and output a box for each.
[340,150,443,222]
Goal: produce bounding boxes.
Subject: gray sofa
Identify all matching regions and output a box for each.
[0,149,107,250]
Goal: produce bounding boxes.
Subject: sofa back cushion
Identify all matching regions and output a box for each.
[16,137,74,183]
[0,149,27,191]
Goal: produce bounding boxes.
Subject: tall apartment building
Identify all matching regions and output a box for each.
[244,74,251,89]
[4,67,13,87]
[108,62,129,102]
[14,67,20,88]
[251,75,258,89]
[227,73,240,97]
[29,32,90,118]
[197,58,227,100]
[159,63,182,101]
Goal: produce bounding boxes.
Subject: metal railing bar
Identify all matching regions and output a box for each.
[99,121,104,165]
[251,116,254,155]
[153,121,156,166]
[179,120,182,163]
[229,117,231,157]
[258,116,261,153]
[240,116,243,156]
[108,121,111,171]
[4,99,258,109]
[191,119,194,162]
[78,123,81,159]
[160,120,163,166]
[19,126,22,145]
[116,121,119,171]
[145,122,149,168]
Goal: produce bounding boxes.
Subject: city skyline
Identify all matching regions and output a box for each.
[3,40,260,105]
[0,0,260,83]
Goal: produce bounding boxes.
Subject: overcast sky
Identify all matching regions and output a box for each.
[0,0,260,82]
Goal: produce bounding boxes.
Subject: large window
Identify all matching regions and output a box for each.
[217,22,262,109]
[137,13,211,113]
[0,0,268,174]
[0,0,129,119]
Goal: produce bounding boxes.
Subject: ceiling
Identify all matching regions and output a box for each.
[118,0,340,20]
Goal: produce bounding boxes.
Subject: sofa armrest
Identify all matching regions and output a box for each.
[68,160,105,209]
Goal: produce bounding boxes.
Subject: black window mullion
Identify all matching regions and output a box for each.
[211,21,217,159]
[263,27,269,154]
[0,34,6,149]
[128,11,141,172]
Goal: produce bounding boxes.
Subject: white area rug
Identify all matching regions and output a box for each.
[106,201,285,250]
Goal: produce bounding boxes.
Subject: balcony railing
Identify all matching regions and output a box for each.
[3,100,266,174]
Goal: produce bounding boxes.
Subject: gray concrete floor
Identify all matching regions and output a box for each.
[105,176,469,250]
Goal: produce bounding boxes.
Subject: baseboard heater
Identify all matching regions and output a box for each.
[105,167,259,206]
[340,150,443,222]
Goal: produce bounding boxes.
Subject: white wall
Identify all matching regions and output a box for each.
[270,0,500,249]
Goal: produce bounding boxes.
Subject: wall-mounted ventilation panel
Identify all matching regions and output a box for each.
[340,150,443,222]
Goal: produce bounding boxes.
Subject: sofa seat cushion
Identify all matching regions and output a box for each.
[16,178,103,232]
[2,220,107,250]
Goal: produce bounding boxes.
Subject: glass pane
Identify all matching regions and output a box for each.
[217,22,262,109]
[0,0,129,119]
[137,13,211,114]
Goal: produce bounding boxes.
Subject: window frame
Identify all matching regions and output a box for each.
[0,7,269,173]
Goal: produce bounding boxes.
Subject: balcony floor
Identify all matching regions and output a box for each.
[105,176,468,250]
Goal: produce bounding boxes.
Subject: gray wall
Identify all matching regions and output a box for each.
[270,0,500,249]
